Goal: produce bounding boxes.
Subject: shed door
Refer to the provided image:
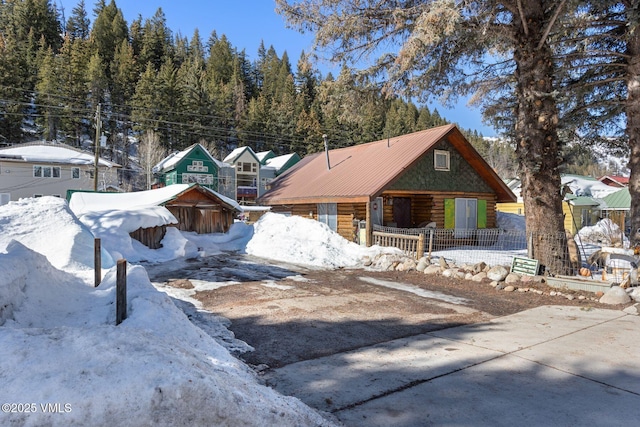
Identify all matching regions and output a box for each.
[393,197,412,228]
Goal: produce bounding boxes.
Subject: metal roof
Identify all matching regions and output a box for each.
[601,187,630,210]
[259,125,516,205]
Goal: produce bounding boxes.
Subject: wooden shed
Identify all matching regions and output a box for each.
[258,125,516,246]
[69,184,242,249]
[163,184,239,234]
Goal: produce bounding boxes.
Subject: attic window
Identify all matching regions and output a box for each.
[434,150,450,171]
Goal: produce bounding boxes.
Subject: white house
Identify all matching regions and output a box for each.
[0,142,120,203]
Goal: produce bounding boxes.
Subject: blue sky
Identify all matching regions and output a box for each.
[58,0,495,136]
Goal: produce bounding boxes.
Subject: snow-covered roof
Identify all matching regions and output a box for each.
[223,146,258,164]
[265,153,298,171]
[255,150,274,163]
[561,174,620,199]
[69,184,242,217]
[153,143,225,173]
[0,142,120,167]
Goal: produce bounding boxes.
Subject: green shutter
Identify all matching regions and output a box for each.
[444,199,454,229]
[477,199,487,229]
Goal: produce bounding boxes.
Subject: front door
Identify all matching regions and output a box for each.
[393,197,412,228]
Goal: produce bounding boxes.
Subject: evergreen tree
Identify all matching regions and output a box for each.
[90,0,128,73]
[66,0,90,40]
[139,8,172,71]
[57,34,90,144]
[0,33,26,142]
[35,46,60,140]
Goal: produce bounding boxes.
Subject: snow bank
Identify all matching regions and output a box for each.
[0,197,114,273]
[246,212,401,268]
[0,240,335,427]
[578,218,629,247]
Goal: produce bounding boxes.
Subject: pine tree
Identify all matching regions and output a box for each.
[139,8,172,71]
[66,0,90,40]
[35,46,60,141]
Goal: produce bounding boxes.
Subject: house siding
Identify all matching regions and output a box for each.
[0,161,117,201]
[387,140,493,193]
[163,147,219,191]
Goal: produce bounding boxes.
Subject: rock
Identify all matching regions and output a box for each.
[424,264,441,275]
[623,303,640,315]
[490,281,499,287]
[495,283,506,290]
[439,257,449,269]
[505,273,520,284]
[566,294,575,301]
[487,265,509,281]
[472,262,487,274]
[629,287,640,302]
[442,268,459,278]
[455,270,466,279]
[416,257,429,272]
[465,272,474,280]
[599,286,632,305]
[517,287,529,293]
[397,258,417,271]
[362,256,373,267]
[550,291,557,296]
[503,285,515,292]
[520,275,534,283]
[595,291,604,298]
[471,272,487,282]
[578,295,586,300]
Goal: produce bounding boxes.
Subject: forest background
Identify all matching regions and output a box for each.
[0,0,618,191]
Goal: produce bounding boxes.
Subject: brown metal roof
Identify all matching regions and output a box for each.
[259,124,516,205]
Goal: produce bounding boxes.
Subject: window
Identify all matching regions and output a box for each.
[72,168,80,179]
[237,162,256,173]
[317,203,338,232]
[434,150,450,171]
[187,160,208,172]
[33,165,61,178]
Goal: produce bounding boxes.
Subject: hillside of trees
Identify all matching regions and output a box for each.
[0,0,507,180]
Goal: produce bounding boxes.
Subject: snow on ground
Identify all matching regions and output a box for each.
[0,193,626,425]
[0,197,338,426]
[246,212,402,268]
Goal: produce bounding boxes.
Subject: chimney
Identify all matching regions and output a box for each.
[323,134,330,170]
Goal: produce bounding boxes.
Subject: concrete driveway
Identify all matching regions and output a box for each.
[265,306,640,426]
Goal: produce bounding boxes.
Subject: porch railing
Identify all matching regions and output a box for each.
[372,230,425,260]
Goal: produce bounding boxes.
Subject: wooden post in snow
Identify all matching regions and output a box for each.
[116,259,127,325]
[94,238,101,287]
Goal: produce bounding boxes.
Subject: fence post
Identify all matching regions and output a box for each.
[94,238,101,287]
[428,229,434,260]
[116,259,127,325]
[417,233,425,260]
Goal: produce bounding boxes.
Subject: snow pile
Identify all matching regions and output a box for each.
[578,218,629,247]
[0,241,335,426]
[246,212,401,268]
[497,211,526,231]
[0,197,114,275]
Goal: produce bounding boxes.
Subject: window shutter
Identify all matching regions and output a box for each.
[444,199,454,229]
[477,199,487,228]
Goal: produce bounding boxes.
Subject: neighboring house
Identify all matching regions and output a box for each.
[600,187,630,233]
[223,146,265,204]
[599,175,629,188]
[496,174,620,234]
[153,143,235,199]
[70,183,242,248]
[258,124,516,244]
[0,141,120,203]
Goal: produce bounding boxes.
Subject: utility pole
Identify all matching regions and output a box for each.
[93,104,101,191]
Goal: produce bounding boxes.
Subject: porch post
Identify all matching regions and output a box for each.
[365,200,372,247]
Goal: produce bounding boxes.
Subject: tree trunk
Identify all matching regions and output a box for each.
[626,6,640,247]
[512,1,571,275]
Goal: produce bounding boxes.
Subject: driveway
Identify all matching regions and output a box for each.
[147,254,640,426]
